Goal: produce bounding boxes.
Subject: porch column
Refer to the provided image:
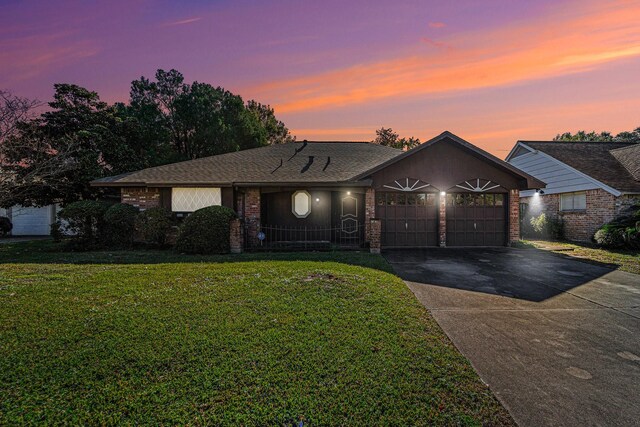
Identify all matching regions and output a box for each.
[369,218,381,254]
[229,218,244,254]
[244,188,261,248]
[439,192,447,247]
[509,189,520,245]
[364,188,375,242]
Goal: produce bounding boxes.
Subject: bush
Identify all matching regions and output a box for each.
[57,200,112,249]
[103,203,139,247]
[135,207,173,246]
[594,204,640,249]
[529,213,564,240]
[175,206,237,254]
[0,216,12,236]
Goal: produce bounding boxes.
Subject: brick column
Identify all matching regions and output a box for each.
[369,218,381,254]
[229,218,244,254]
[244,188,261,247]
[439,192,447,247]
[509,189,520,245]
[364,188,375,242]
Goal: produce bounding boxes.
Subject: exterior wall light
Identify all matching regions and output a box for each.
[315,198,320,202]
[440,191,446,196]
[347,191,351,195]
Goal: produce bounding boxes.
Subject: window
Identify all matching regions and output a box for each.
[560,192,586,211]
[292,190,311,218]
[171,188,221,212]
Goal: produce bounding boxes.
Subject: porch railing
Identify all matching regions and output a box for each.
[245,223,366,251]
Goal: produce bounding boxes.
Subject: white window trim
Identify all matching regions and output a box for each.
[292,190,311,218]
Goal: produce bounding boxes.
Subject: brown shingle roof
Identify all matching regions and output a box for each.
[610,144,640,181]
[520,141,640,193]
[93,142,402,186]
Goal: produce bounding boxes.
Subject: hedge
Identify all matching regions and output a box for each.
[103,203,139,247]
[175,206,237,254]
[135,207,173,247]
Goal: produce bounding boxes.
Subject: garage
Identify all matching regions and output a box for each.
[376,191,438,247]
[10,205,55,236]
[446,193,506,246]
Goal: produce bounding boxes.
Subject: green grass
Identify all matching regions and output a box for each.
[523,239,640,275]
[0,241,512,425]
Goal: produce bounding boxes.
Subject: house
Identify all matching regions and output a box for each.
[92,131,543,252]
[0,205,58,236]
[506,141,640,242]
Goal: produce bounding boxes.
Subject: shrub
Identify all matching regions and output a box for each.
[0,216,12,236]
[135,207,173,246]
[594,204,640,249]
[57,200,112,249]
[103,203,139,247]
[529,213,564,240]
[175,206,237,254]
[50,221,63,242]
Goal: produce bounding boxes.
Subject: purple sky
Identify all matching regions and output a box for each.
[1,0,639,156]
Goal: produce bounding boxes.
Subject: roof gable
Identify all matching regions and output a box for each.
[515,141,640,194]
[355,131,544,189]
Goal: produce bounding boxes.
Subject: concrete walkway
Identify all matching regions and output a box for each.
[385,248,640,427]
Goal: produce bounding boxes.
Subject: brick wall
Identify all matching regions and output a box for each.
[121,187,161,210]
[243,188,261,246]
[615,195,640,216]
[509,189,520,244]
[364,188,375,242]
[521,189,620,242]
[369,218,381,253]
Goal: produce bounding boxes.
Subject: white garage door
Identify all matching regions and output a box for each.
[11,205,54,236]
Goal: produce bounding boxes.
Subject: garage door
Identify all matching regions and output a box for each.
[376,192,438,247]
[446,193,506,246]
[11,205,53,236]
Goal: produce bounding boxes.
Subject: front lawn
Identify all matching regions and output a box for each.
[0,244,512,425]
[523,239,640,275]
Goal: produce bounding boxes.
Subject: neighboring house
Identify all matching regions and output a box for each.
[0,205,58,236]
[506,141,640,242]
[92,131,543,251]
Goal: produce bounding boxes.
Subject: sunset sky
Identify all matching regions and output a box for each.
[1,0,639,157]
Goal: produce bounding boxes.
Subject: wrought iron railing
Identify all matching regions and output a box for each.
[245,223,366,251]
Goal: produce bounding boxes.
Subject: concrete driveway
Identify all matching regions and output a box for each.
[385,248,640,427]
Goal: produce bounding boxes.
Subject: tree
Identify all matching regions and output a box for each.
[372,127,421,150]
[553,127,639,143]
[0,90,40,142]
[128,69,289,161]
[246,100,295,145]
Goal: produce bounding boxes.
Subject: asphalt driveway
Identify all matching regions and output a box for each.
[385,247,640,427]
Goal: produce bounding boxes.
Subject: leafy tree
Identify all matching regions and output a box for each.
[553,127,639,143]
[246,100,295,145]
[129,69,291,161]
[372,127,421,150]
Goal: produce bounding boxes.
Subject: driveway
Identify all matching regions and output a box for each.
[385,247,640,427]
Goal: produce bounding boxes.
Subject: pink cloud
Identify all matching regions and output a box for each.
[428,22,446,29]
[162,17,202,27]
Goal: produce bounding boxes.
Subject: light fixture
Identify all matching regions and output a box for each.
[347,191,351,195]
[315,198,320,202]
[440,191,446,196]
[535,189,545,195]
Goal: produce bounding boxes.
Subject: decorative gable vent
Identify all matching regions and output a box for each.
[383,178,431,192]
[172,188,221,212]
[455,179,501,192]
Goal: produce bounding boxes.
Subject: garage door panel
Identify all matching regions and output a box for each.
[11,205,53,236]
[446,193,506,246]
[377,191,438,247]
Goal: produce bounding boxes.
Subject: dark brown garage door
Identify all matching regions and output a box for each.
[446,193,506,246]
[376,192,438,247]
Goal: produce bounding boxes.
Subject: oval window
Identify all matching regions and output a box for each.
[292,190,311,218]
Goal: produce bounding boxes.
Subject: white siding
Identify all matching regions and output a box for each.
[10,205,55,235]
[509,151,603,197]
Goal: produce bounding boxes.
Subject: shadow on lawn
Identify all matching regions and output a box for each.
[384,247,619,303]
[0,239,394,272]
